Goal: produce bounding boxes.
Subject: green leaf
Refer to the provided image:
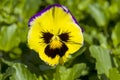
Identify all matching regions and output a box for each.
[89,45,112,77]
[68,63,87,79]
[97,33,107,48]
[58,63,87,80]
[22,0,41,19]
[112,22,120,47]
[1,58,14,66]
[0,24,20,52]
[66,47,86,66]
[9,48,22,59]
[78,0,90,11]
[2,67,15,80]
[10,63,38,80]
[0,74,3,80]
[58,66,70,80]
[109,3,119,16]
[109,68,120,80]
[83,32,93,45]
[0,0,8,9]
[0,73,2,80]
[37,76,44,80]
[87,4,108,27]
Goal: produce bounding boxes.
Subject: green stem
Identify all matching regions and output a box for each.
[55,65,61,80]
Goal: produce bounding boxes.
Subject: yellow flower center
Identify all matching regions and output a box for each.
[49,36,63,49]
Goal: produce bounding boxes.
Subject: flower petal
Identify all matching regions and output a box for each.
[28,4,83,66]
[28,4,78,26]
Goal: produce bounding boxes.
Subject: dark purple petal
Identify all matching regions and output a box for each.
[28,4,79,27]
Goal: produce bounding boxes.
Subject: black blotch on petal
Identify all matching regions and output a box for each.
[44,42,68,58]
[59,33,70,42]
[41,32,53,44]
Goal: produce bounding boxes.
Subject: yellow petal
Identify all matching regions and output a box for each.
[28,4,83,66]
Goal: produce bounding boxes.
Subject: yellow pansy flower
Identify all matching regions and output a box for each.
[28,4,83,66]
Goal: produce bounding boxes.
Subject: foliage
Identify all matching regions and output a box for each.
[0,0,120,80]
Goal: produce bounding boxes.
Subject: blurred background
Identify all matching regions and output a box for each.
[0,0,120,80]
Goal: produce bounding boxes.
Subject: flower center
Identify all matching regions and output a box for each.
[44,36,68,58]
[50,36,63,49]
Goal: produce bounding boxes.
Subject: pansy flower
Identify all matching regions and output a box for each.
[28,4,83,66]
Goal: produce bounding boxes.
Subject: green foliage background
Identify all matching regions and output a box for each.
[0,0,120,80]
